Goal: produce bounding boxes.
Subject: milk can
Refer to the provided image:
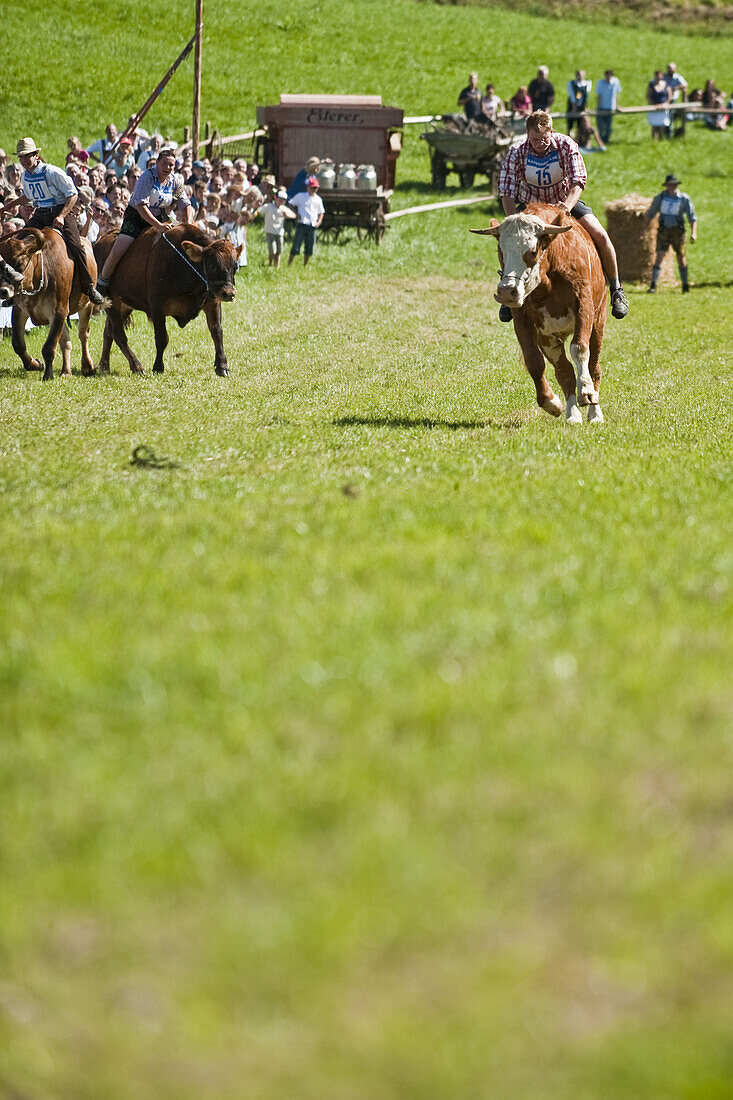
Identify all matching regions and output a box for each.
[337,163,357,190]
[356,164,377,190]
[317,160,336,189]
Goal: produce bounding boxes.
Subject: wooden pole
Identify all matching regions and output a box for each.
[102,34,196,165]
[192,0,203,158]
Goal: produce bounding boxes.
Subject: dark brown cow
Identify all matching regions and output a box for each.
[473,201,607,424]
[0,228,96,380]
[94,224,241,376]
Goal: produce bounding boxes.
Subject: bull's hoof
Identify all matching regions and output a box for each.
[541,394,563,418]
[130,365,145,375]
[82,368,97,378]
[565,396,582,425]
[215,366,229,377]
[577,383,595,407]
[587,404,604,425]
[153,364,164,374]
[42,372,54,382]
[25,358,42,372]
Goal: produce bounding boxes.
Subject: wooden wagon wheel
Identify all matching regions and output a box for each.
[320,224,341,244]
[431,152,448,191]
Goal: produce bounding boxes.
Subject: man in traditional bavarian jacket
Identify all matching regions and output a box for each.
[644,174,697,293]
[16,137,104,304]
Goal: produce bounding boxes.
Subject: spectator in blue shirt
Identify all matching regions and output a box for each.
[595,70,622,144]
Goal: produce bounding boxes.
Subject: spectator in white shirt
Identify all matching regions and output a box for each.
[480,84,505,122]
[287,177,325,267]
[87,123,118,165]
[137,134,163,171]
[259,188,296,268]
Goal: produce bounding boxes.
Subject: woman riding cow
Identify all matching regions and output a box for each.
[496,110,628,323]
[96,144,193,296]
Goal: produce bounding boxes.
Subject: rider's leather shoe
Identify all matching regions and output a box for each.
[87,286,105,306]
[499,305,513,322]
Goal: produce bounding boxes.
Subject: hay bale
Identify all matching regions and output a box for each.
[605,193,676,285]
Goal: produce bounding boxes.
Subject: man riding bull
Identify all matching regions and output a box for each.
[95,144,193,296]
[496,110,629,323]
[16,137,104,305]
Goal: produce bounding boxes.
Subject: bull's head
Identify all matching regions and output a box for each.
[0,229,45,300]
[471,214,571,308]
[180,238,241,302]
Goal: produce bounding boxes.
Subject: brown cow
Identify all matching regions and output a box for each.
[472,201,607,424]
[94,224,241,376]
[0,228,96,380]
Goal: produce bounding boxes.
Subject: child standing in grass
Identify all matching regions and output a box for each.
[259,189,296,269]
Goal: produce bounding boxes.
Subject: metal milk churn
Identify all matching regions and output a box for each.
[356,164,377,190]
[317,159,336,189]
[337,163,357,189]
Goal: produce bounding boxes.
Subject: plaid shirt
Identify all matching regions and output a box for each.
[498,132,587,206]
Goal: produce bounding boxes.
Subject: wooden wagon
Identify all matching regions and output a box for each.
[255,95,402,244]
[421,116,521,191]
[318,188,393,244]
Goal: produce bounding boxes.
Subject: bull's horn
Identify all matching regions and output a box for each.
[470,218,501,238]
[538,222,573,238]
[17,228,46,253]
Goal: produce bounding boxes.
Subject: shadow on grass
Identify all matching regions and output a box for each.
[334,414,488,431]
[395,180,440,195]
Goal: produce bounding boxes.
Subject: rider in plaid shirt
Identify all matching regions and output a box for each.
[497,111,629,321]
[499,130,586,206]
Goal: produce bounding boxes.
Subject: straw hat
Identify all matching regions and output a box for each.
[16,137,40,157]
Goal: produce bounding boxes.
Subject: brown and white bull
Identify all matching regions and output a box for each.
[0,228,96,380]
[473,202,607,424]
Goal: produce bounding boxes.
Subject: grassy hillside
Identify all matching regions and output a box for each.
[423,0,733,35]
[1,3,733,1099]
[1,0,732,161]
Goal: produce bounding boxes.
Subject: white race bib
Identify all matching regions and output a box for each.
[525,150,563,189]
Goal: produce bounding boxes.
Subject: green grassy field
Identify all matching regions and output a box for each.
[2,2,733,1098]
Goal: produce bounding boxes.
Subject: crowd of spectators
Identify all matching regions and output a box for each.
[457,62,731,144]
[0,62,729,266]
[0,122,287,268]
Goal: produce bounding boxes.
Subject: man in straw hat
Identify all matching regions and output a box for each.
[644,173,697,294]
[16,137,104,303]
[286,156,321,202]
